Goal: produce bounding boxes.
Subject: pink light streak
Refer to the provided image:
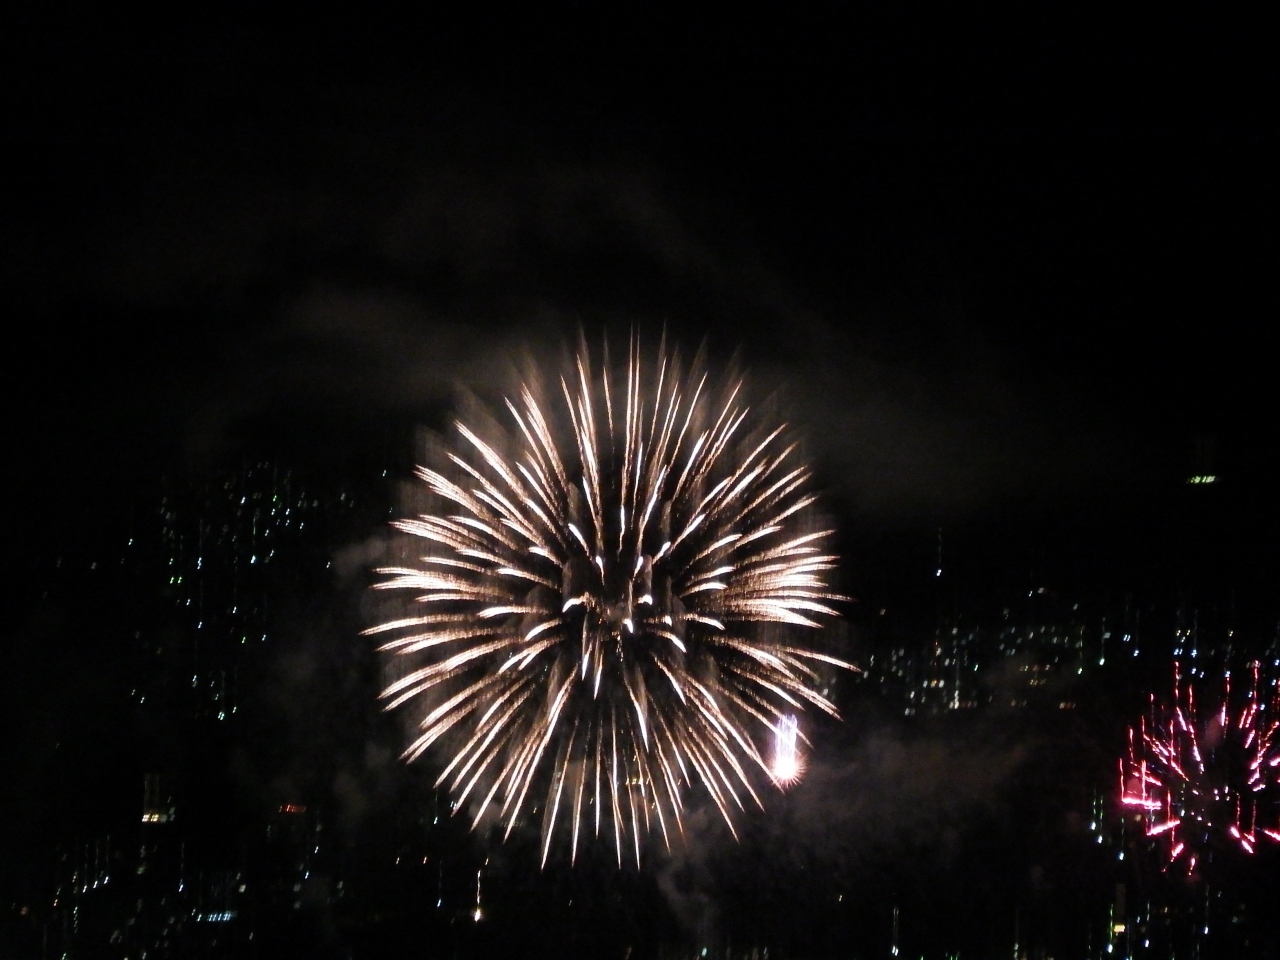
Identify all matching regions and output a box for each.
[1119,661,1280,872]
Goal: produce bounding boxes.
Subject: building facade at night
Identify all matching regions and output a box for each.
[17,458,1280,959]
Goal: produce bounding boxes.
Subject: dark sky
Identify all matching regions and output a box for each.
[3,8,1277,610]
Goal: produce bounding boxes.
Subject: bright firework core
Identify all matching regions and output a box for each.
[1120,661,1280,874]
[771,715,803,787]
[368,336,851,865]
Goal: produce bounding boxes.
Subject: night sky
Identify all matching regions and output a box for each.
[2,8,1277,958]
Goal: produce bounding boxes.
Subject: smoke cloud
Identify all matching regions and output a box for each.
[54,142,1118,518]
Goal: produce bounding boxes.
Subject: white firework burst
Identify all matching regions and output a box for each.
[368,335,851,865]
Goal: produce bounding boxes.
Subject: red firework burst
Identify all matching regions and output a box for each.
[1120,661,1280,873]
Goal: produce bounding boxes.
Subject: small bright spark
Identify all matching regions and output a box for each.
[771,714,803,786]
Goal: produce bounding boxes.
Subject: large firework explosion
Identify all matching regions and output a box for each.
[367,336,851,865]
[1120,661,1280,874]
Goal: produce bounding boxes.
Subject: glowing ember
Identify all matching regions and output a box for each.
[369,335,851,865]
[1120,661,1280,872]
[771,714,803,786]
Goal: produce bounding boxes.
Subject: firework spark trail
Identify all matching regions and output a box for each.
[771,714,803,786]
[369,335,852,865]
[1120,661,1280,873]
